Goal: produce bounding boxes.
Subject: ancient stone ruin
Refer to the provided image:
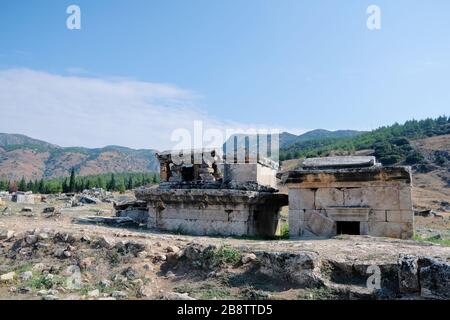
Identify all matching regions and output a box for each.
[117,149,288,237]
[278,156,414,239]
[117,152,414,240]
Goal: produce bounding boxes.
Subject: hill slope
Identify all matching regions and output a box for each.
[0,133,159,181]
[280,116,450,164]
[280,129,364,147]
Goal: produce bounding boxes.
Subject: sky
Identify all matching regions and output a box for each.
[1,0,449,150]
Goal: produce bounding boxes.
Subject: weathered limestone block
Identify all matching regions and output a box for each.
[228,210,252,222]
[138,188,287,237]
[398,255,420,294]
[359,222,369,235]
[288,209,305,221]
[386,210,414,223]
[315,188,344,208]
[289,189,315,210]
[151,218,249,236]
[368,209,387,222]
[153,208,229,221]
[282,165,413,239]
[368,221,413,239]
[288,218,301,238]
[305,210,336,237]
[419,257,450,299]
[398,186,413,210]
[288,209,303,238]
[256,251,322,287]
[343,187,400,209]
[325,208,370,222]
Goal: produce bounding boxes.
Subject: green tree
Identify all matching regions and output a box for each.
[69,168,76,192]
[18,177,27,192]
[108,174,116,191]
[118,179,126,194]
[127,177,134,190]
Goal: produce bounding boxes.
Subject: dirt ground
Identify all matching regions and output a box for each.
[0,194,449,300]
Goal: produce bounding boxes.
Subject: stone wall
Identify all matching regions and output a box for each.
[280,166,414,239]
[135,188,288,237]
[224,162,278,189]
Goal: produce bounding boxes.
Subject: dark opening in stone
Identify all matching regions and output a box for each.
[336,221,360,235]
[181,166,195,181]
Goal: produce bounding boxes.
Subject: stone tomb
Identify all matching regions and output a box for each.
[136,188,287,237]
[117,149,288,238]
[279,157,414,239]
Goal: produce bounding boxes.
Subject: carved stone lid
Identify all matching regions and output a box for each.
[302,156,378,169]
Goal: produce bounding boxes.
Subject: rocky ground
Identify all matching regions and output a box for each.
[0,195,449,300]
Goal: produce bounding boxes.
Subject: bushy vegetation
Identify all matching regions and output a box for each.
[0,169,159,194]
[413,234,450,247]
[280,116,450,165]
[201,245,243,268]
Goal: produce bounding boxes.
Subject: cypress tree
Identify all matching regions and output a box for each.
[127,177,133,190]
[18,177,27,192]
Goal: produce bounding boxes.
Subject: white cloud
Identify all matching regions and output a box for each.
[0,68,309,151]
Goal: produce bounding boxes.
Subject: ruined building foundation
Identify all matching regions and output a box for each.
[278,157,414,239]
[117,149,288,238]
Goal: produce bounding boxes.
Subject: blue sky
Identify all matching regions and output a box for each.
[1,1,449,149]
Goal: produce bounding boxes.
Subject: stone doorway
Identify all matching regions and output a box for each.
[336,221,360,235]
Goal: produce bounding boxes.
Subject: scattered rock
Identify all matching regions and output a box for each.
[398,254,420,293]
[0,229,14,240]
[19,271,33,281]
[54,248,67,259]
[0,272,15,282]
[419,257,450,299]
[25,234,38,245]
[96,209,112,216]
[88,289,100,298]
[241,253,257,264]
[415,209,438,217]
[164,292,196,300]
[79,257,93,270]
[18,286,32,294]
[137,251,148,259]
[2,207,11,216]
[99,279,111,288]
[166,245,180,253]
[155,254,167,262]
[111,291,128,299]
[37,232,49,240]
[81,235,91,242]
[37,289,58,296]
[138,285,153,298]
[79,195,100,204]
[257,251,322,287]
[76,216,137,227]
[122,266,139,280]
[97,236,115,249]
[32,263,47,273]
[42,207,55,213]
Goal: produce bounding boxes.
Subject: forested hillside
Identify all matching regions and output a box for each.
[280,116,450,166]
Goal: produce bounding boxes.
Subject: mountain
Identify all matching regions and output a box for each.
[224,130,364,151]
[0,133,159,181]
[279,129,365,148]
[0,133,58,150]
[280,116,450,164]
